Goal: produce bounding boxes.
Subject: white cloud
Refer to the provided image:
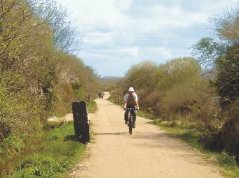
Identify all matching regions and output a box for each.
[141,47,173,59]
[55,0,239,76]
[151,6,208,28]
[59,0,130,26]
[114,0,132,11]
[81,31,116,46]
[82,47,139,58]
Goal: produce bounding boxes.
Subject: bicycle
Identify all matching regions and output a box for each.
[126,107,137,135]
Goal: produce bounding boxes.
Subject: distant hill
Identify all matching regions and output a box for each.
[101,76,123,81]
[100,76,123,91]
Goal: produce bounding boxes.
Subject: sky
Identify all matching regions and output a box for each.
[55,0,238,77]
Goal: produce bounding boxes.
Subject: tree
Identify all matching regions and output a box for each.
[29,0,80,53]
[217,44,239,104]
[193,5,239,159]
[193,38,227,67]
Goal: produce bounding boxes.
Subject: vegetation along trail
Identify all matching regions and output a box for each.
[69,93,223,178]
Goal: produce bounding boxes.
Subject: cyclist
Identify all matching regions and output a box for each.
[124,87,139,128]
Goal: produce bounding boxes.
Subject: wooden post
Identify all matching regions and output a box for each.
[72,101,90,143]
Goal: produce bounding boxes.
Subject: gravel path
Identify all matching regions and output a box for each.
[69,93,224,178]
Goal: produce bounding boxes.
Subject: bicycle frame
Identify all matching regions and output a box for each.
[127,107,136,135]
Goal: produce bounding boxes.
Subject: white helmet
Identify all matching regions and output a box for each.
[128,87,134,92]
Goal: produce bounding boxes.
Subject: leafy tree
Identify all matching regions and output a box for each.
[0,0,100,174]
[29,0,80,53]
[119,58,209,116]
[193,5,239,159]
[193,38,227,67]
[217,44,239,104]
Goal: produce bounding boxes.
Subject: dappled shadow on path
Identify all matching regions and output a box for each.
[95,132,128,136]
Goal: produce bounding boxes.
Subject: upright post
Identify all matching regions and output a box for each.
[72,101,90,144]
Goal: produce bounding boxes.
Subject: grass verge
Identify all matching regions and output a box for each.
[1,99,97,177]
[5,122,86,178]
[88,100,98,113]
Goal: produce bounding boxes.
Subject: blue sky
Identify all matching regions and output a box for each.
[55,0,238,77]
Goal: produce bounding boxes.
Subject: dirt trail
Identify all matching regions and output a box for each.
[69,93,224,178]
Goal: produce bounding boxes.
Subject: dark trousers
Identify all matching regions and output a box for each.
[124,109,136,123]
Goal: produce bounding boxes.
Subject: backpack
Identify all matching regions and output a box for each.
[127,93,137,107]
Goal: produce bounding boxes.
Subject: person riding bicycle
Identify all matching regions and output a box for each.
[124,87,139,128]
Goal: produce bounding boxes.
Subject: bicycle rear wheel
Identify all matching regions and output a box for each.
[128,115,133,135]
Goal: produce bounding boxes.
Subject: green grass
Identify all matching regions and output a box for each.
[1,99,97,177]
[88,100,98,113]
[5,122,86,178]
[214,152,239,178]
[154,119,201,149]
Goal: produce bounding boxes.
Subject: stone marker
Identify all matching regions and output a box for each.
[72,101,90,143]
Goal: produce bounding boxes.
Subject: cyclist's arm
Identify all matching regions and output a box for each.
[124,93,128,109]
[135,101,139,109]
[134,93,139,109]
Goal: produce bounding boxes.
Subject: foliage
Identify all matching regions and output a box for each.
[193,5,239,162]
[119,58,214,118]
[0,0,99,175]
[192,37,227,67]
[217,45,239,104]
[117,57,226,161]
[29,0,80,53]
[5,122,86,178]
[0,134,24,160]
[88,100,98,113]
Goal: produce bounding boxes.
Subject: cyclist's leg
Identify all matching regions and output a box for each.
[124,110,129,124]
[132,111,136,128]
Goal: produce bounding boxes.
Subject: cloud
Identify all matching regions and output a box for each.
[55,0,239,76]
[138,47,173,60]
[114,0,132,11]
[84,47,139,58]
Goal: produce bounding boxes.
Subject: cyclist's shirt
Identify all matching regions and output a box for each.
[124,92,138,107]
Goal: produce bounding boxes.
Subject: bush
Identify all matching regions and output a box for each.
[216,152,237,168]
[194,7,239,163]
[0,79,42,136]
[118,57,226,153]
[0,0,99,175]
[18,155,64,177]
[222,109,239,162]
[200,131,223,152]
[4,122,86,177]
[160,80,203,116]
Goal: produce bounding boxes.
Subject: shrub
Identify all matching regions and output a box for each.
[160,80,203,116]
[221,105,239,162]
[0,0,99,175]
[16,155,64,178]
[216,152,237,168]
[200,131,223,152]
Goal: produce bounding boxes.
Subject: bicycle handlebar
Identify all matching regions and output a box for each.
[124,107,139,111]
